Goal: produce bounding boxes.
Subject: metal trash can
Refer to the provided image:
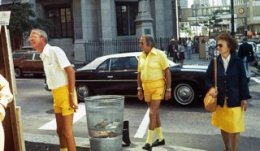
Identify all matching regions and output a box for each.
[85,95,124,151]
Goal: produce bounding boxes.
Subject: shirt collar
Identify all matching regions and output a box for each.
[221,54,231,62]
[140,47,157,58]
[40,44,50,59]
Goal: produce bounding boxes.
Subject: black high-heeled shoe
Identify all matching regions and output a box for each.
[122,120,131,146]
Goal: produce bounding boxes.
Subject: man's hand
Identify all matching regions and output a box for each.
[137,90,144,101]
[69,94,78,112]
[164,91,171,101]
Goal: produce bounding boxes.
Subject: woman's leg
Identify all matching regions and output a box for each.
[55,113,67,149]
[61,114,76,151]
[230,133,240,151]
[221,130,230,151]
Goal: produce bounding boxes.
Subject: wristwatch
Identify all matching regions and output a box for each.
[166,88,172,92]
[137,87,142,90]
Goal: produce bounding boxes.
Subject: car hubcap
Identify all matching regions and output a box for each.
[174,83,194,105]
[77,85,90,101]
[15,68,22,77]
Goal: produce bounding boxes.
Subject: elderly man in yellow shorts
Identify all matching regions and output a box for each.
[0,74,13,151]
[137,35,172,151]
[29,29,78,151]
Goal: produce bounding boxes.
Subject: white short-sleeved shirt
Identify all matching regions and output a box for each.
[40,44,72,90]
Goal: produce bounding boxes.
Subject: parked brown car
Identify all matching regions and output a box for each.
[13,51,44,78]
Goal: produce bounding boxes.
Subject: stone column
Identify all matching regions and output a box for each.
[100,0,115,40]
[73,0,86,62]
[135,0,154,37]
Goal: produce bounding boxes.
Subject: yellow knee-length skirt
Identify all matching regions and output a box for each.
[212,101,245,133]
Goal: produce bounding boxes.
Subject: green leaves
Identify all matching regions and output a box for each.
[8,3,35,35]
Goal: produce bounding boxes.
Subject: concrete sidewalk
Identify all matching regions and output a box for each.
[24,133,207,151]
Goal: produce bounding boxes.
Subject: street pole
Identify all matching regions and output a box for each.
[230,0,235,37]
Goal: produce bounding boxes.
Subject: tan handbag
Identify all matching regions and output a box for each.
[204,57,217,112]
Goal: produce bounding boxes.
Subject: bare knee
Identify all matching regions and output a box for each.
[56,128,62,137]
[62,129,74,139]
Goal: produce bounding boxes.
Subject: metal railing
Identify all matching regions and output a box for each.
[84,37,171,62]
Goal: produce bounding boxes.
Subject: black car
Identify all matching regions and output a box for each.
[75,52,207,106]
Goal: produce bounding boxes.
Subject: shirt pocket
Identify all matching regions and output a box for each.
[148,61,160,69]
[45,64,57,87]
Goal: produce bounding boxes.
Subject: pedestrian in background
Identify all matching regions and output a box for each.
[185,37,192,59]
[0,74,13,151]
[238,37,254,83]
[137,35,172,151]
[205,33,249,151]
[167,38,178,62]
[177,39,185,67]
[29,29,78,151]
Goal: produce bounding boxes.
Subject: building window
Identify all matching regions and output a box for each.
[116,2,138,36]
[253,6,260,16]
[47,7,73,38]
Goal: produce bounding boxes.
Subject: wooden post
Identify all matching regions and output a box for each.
[0,26,24,151]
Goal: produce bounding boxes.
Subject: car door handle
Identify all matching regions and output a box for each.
[107,75,113,79]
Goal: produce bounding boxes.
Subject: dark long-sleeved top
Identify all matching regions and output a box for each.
[238,42,253,59]
[205,53,250,107]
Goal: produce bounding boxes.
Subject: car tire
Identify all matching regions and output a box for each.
[15,68,23,78]
[173,82,198,106]
[76,85,91,102]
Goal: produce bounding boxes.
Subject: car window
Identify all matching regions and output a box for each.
[13,53,25,59]
[25,54,33,60]
[111,57,137,71]
[97,59,110,72]
[34,53,41,61]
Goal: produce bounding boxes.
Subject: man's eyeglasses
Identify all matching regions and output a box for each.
[139,42,144,45]
[216,44,223,48]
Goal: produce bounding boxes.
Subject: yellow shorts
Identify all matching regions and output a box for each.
[51,85,78,116]
[142,80,165,102]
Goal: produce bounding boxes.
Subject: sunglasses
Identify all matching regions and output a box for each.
[139,42,144,45]
[216,44,223,48]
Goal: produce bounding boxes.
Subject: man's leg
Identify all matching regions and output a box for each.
[143,101,161,150]
[62,114,76,151]
[55,113,68,150]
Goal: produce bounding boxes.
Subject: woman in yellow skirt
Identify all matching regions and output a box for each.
[205,33,250,151]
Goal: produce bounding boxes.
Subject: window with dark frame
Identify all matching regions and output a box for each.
[116,2,138,36]
[47,7,73,38]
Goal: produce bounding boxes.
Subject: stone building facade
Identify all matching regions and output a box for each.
[1,0,178,62]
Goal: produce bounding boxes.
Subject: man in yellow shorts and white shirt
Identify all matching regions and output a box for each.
[29,29,78,151]
[0,74,13,151]
[137,35,172,151]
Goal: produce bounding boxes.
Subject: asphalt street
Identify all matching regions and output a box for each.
[17,53,260,151]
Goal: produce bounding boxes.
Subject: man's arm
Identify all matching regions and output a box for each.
[164,68,172,100]
[137,72,144,101]
[164,68,172,91]
[64,66,78,109]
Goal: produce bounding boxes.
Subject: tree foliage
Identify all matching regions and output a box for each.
[5,3,53,49]
[7,3,35,37]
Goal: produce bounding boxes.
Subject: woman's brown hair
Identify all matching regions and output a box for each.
[216,32,238,53]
